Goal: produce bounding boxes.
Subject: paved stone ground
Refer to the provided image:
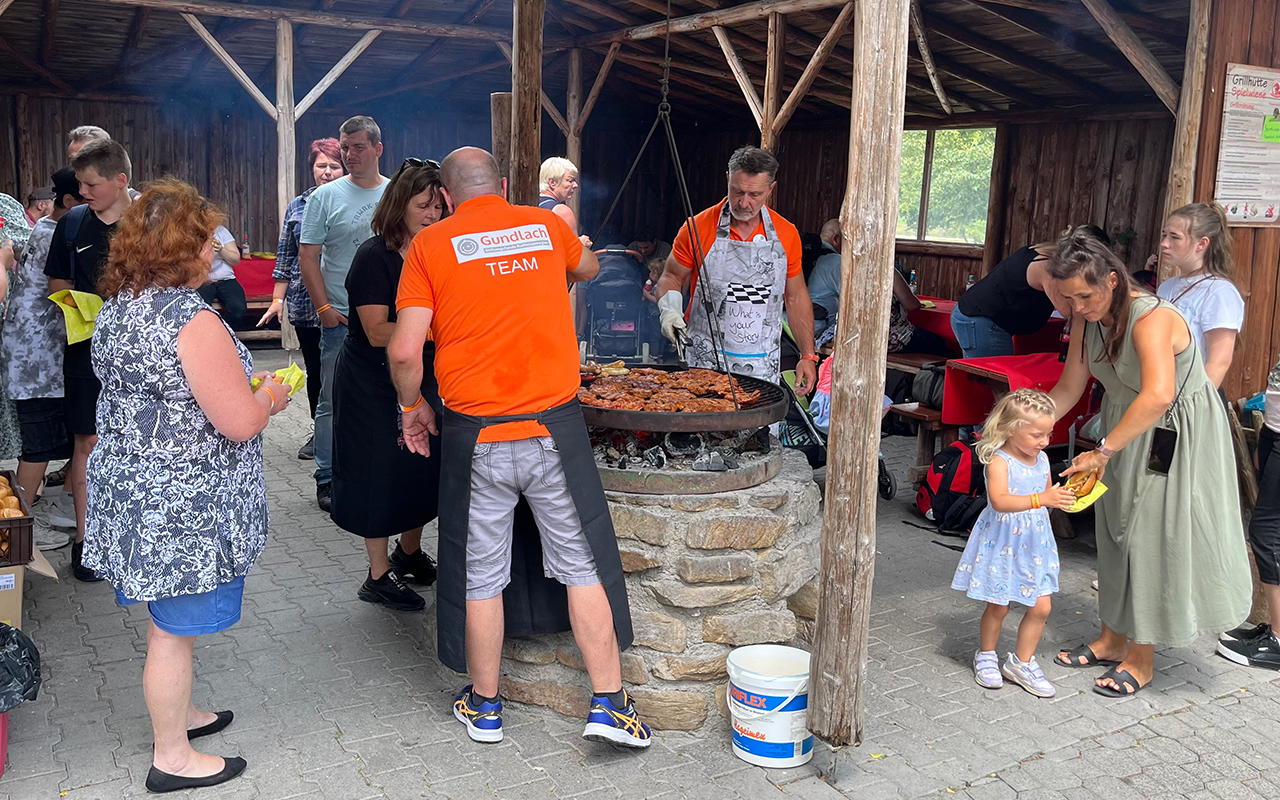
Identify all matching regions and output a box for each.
[0,346,1276,799]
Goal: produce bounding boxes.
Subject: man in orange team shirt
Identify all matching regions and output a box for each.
[655,146,817,394]
[388,147,650,750]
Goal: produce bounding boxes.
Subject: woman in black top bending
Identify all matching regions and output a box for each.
[331,159,444,611]
[950,225,1109,358]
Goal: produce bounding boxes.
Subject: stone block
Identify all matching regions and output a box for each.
[611,505,675,546]
[632,610,687,653]
[686,514,787,550]
[619,549,661,573]
[646,579,757,609]
[652,654,729,682]
[795,617,816,646]
[676,553,756,584]
[703,610,796,645]
[715,683,730,721]
[788,580,820,620]
[670,495,741,512]
[630,689,708,730]
[758,539,819,603]
[499,677,590,718]
[556,645,649,685]
[502,638,557,665]
[749,492,789,511]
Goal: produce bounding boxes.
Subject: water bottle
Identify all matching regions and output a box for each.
[240,235,250,259]
[908,269,918,295]
[964,274,975,292]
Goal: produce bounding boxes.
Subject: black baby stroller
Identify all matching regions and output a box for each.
[586,246,647,360]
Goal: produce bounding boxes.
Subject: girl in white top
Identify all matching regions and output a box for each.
[1155,203,1242,388]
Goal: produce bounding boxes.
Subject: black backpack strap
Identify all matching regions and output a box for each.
[63,204,90,276]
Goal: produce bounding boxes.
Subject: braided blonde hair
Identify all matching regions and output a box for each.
[974,388,1057,464]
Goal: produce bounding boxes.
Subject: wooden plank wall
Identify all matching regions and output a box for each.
[1194,0,1280,400]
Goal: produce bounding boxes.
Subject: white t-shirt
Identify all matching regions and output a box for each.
[299,175,388,316]
[208,226,239,282]
[1156,274,1244,362]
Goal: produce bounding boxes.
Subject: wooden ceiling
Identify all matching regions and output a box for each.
[0,1,1190,125]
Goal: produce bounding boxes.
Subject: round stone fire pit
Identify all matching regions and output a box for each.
[496,447,821,733]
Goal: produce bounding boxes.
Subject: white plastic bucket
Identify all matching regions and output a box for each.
[726,644,813,768]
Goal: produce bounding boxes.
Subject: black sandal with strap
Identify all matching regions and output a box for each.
[1055,644,1121,669]
[1092,666,1150,697]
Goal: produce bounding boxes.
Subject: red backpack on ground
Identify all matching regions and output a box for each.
[915,441,986,536]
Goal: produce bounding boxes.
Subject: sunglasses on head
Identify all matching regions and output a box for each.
[401,157,440,170]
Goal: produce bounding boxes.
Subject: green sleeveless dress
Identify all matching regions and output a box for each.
[1085,293,1250,647]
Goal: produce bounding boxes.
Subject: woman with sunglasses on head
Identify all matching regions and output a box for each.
[260,138,345,459]
[330,158,445,610]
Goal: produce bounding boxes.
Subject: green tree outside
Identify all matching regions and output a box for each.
[896,128,995,244]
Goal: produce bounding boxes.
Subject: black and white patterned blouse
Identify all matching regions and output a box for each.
[84,287,268,601]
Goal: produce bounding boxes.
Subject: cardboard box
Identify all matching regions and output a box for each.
[0,566,23,630]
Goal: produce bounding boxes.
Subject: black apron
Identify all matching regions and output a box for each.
[436,398,633,674]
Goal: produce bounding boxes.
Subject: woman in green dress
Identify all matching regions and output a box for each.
[1045,231,1250,696]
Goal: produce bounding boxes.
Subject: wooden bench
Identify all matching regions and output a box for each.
[891,403,960,486]
[886,352,947,375]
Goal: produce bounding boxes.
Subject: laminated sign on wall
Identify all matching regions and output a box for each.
[1214,63,1280,226]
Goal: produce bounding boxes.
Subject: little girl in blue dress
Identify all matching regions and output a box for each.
[951,389,1077,697]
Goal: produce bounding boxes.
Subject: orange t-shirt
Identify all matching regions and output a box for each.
[671,200,803,300]
[397,195,584,442]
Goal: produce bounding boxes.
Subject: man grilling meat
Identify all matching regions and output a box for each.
[655,146,817,394]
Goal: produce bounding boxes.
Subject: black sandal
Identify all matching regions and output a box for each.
[1055,644,1120,669]
[1092,666,1149,697]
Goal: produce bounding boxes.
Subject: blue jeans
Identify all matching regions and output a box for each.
[314,322,347,484]
[950,306,1015,359]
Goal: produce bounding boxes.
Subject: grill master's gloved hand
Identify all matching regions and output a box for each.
[657,291,687,347]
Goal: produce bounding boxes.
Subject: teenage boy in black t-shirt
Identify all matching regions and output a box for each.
[44,137,133,582]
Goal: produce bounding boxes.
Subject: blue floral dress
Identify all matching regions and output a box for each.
[84,288,268,601]
[950,450,1059,606]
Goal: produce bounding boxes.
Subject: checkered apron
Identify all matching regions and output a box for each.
[685,204,789,384]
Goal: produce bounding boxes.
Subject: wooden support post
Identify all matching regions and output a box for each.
[275,18,296,225]
[496,42,570,138]
[1078,0,1179,113]
[576,41,620,136]
[761,12,786,151]
[294,29,382,118]
[809,0,911,746]
[909,0,952,114]
[1160,0,1210,247]
[0,0,18,17]
[772,2,854,138]
[491,92,513,182]
[181,13,277,120]
[566,48,583,220]
[509,0,546,206]
[982,123,1011,277]
[713,26,764,129]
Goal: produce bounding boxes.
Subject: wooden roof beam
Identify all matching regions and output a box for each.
[354,57,510,104]
[964,0,1135,76]
[180,12,277,119]
[92,0,515,41]
[0,33,73,92]
[295,29,382,117]
[577,0,855,46]
[116,8,152,73]
[915,48,1038,106]
[904,74,993,112]
[39,0,59,66]
[908,0,952,115]
[86,18,259,91]
[575,41,620,135]
[772,2,854,135]
[391,0,498,86]
[712,26,764,127]
[925,16,1107,100]
[978,0,1185,48]
[497,41,571,138]
[1078,0,1178,112]
[0,0,17,17]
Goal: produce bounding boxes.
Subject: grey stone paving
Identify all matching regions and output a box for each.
[0,346,1275,799]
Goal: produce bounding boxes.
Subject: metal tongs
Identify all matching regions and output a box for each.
[673,331,693,363]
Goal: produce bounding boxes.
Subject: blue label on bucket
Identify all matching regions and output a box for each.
[729,683,808,713]
[733,730,814,759]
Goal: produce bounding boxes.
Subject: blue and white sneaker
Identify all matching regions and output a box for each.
[1001,654,1056,698]
[453,685,503,743]
[582,691,652,748]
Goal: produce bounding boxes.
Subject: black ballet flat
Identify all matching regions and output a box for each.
[188,710,234,740]
[145,756,247,793]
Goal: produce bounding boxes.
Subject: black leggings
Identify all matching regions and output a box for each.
[1251,426,1280,585]
[296,325,322,419]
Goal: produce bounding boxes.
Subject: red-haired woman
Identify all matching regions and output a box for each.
[86,179,290,792]
[260,138,344,458]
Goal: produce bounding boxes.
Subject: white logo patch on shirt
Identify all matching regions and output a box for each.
[451,224,552,263]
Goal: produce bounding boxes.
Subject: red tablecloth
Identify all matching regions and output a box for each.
[1014,317,1066,356]
[907,297,959,354]
[234,256,277,299]
[942,353,1092,445]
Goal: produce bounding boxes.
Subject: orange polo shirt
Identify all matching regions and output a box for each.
[397,194,584,442]
[671,200,803,300]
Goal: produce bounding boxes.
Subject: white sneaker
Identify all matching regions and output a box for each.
[34,518,72,551]
[34,492,76,529]
[1001,654,1056,698]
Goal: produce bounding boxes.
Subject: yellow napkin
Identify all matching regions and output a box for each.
[250,363,306,396]
[48,290,105,344]
[919,300,936,309]
[1066,480,1107,513]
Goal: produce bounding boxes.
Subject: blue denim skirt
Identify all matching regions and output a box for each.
[115,576,246,636]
